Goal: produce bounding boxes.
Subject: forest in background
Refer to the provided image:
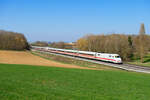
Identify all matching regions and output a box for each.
[1,23,149,62]
[32,23,150,62]
[76,24,150,62]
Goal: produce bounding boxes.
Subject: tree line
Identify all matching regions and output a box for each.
[31,41,75,49]
[0,30,29,50]
[76,24,150,62]
[31,23,149,62]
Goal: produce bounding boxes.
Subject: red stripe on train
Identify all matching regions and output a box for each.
[47,49,116,62]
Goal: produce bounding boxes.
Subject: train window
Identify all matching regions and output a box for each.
[115,56,120,58]
[79,53,94,56]
[109,55,111,57]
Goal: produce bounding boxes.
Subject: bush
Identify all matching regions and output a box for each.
[0,30,29,50]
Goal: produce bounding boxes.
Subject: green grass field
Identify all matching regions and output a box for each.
[0,64,150,100]
[128,54,150,67]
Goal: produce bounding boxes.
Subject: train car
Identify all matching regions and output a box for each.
[95,53,122,63]
[32,46,122,64]
[74,50,122,63]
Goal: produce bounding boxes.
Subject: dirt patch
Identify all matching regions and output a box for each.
[0,50,101,70]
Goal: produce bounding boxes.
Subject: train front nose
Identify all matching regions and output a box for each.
[116,58,122,63]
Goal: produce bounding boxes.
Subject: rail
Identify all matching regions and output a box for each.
[32,49,150,74]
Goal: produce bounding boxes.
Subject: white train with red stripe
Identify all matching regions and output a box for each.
[32,46,122,64]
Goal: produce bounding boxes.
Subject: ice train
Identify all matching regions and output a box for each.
[32,46,122,64]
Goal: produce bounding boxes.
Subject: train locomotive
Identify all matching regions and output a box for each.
[32,46,123,64]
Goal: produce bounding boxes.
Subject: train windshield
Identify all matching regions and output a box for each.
[115,56,120,58]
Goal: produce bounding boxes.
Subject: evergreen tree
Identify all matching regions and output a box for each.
[139,23,145,35]
[134,23,148,63]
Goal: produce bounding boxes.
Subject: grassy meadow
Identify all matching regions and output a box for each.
[0,63,150,100]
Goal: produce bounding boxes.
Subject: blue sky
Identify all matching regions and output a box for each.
[0,0,150,42]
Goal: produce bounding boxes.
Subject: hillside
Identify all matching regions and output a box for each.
[0,64,150,100]
[0,50,102,70]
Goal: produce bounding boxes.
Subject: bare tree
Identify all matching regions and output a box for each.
[0,30,29,50]
[76,34,132,60]
[76,38,88,51]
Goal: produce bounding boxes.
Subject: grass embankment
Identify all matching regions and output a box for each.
[31,51,115,70]
[128,54,150,67]
[0,63,150,100]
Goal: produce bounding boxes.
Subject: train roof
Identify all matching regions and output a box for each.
[77,50,119,55]
[78,50,96,54]
[32,46,120,56]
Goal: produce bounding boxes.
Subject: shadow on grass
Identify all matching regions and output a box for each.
[143,58,150,63]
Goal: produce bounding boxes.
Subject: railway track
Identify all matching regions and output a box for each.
[32,49,150,74]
